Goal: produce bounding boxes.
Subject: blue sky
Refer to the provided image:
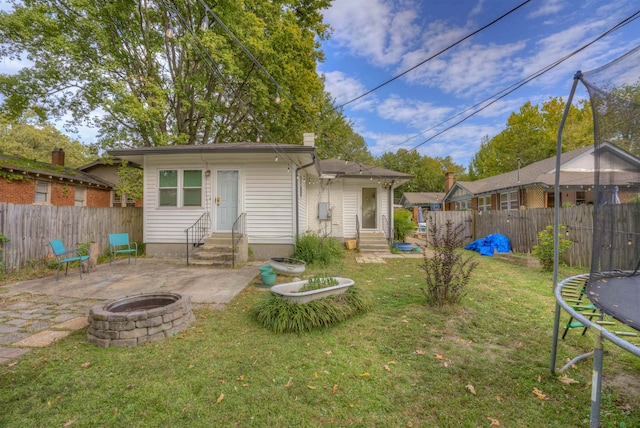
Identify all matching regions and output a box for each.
[320,0,640,167]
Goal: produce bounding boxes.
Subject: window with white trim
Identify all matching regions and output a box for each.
[159,169,202,207]
[478,196,490,211]
[500,191,519,211]
[74,187,86,206]
[183,170,202,207]
[35,181,49,203]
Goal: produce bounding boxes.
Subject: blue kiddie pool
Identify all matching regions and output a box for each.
[393,243,414,251]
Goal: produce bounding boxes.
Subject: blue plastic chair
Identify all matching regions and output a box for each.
[109,233,138,265]
[49,239,90,281]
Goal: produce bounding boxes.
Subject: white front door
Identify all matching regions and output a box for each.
[216,170,239,231]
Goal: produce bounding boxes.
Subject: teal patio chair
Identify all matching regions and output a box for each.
[109,233,138,265]
[49,239,90,281]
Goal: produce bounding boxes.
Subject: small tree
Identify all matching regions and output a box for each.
[421,219,478,307]
[532,225,572,272]
[393,209,414,242]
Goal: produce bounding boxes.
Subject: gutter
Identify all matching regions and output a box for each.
[295,154,318,239]
[388,180,395,243]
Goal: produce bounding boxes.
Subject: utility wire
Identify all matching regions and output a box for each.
[335,0,532,110]
[408,9,640,152]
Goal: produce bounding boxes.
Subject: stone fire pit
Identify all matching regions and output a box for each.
[87,292,195,348]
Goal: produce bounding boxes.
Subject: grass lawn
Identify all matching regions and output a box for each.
[1,252,639,427]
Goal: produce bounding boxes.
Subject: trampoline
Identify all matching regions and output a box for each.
[586,274,640,331]
[550,45,640,428]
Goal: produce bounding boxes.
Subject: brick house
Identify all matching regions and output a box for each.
[0,148,114,206]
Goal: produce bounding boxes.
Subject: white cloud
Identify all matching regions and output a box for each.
[375,94,453,129]
[323,0,421,66]
[528,0,564,19]
[322,70,376,111]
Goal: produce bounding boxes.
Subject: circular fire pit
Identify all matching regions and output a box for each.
[87,292,195,348]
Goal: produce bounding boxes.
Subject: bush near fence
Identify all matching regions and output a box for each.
[0,203,143,271]
[418,205,638,269]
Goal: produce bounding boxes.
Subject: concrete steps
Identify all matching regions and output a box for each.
[189,233,248,268]
[358,232,391,254]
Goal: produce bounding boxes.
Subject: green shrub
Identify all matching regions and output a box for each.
[298,274,339,292]
[253,287,369,333]
[294,231,344,267]
[393,209,414,242]
[532,224,572,272]
[421,219,478,307]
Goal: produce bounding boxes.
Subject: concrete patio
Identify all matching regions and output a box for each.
[0,258,260,364]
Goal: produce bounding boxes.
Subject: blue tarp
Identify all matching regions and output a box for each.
[465,233,511,256]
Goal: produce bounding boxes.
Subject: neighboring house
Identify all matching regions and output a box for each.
[0,148,114,207]
[108,135,412,260]
[443,143,640,211]
[399,191,446,222]
[79,159,142,207]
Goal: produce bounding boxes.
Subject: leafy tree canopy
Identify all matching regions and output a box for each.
[0,114,95,167]
[0,0,370,161]
[377,148,467,200]
[468,97,592,179]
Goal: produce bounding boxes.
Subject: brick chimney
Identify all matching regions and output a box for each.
[52,148,65,166]
[445,172,455,192]
[303,132,315,147]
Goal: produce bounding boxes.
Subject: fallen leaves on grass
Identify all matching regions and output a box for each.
[216,393,224,404]
[415,349,426,355]
[533,387,548,400]
[383,365,391,372]
[307,385,316,390]
[81,362,90,368]
[487,417,500,426]
[332,384,338,394]
[557,375,579,385]
[466,384,476,395]
[63,420,75,427]
[325,350,332,355]
[284,378,293,387]
[434,354,443,360]
[359,372,370,377]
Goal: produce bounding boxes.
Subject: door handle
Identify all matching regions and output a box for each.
[215,197,220,205]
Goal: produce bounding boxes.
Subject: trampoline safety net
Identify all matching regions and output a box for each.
[582,45,640,330]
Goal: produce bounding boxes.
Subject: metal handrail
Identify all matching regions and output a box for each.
[382,215,392,244]
[231,212,246,268]
[185,212,210,266]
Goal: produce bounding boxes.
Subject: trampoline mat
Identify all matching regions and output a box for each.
[586,275,640,332]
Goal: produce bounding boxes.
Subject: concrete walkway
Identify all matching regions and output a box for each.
[0,258,259,365]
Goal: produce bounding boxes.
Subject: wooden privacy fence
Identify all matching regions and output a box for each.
[0,203,143,271]
[417,205,637,268]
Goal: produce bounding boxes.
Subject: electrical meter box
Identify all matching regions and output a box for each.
[318,202,329,220]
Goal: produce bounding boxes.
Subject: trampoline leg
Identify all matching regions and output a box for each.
[590,329,604,428]
[550,302,562,374]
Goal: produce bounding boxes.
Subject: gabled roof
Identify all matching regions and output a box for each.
[444,143,640,202]
[319,158,413,180]
[0,154,114,188]
[399,192,445,207]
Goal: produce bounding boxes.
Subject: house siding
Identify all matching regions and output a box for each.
[143,156,209,244]
[244,165,295,244]
[343,184,358,239]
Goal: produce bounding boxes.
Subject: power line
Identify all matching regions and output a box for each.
[335,0,532,110]
[403,9,640,154]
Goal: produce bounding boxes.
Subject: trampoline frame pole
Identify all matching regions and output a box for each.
[550,71,582,374]
[590,329,604,428]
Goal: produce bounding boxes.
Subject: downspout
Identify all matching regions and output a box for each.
[387,180,395,243]
[295,154,317,240]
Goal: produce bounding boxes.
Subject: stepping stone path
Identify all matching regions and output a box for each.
[0,289,97,365]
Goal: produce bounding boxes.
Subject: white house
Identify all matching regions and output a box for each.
[108,135,412,261]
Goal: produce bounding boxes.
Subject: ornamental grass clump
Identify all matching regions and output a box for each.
[294,232,344,267]
[421,219,478,307]
[253,287,369,333]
